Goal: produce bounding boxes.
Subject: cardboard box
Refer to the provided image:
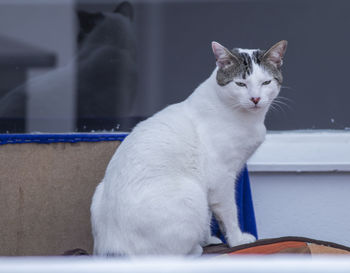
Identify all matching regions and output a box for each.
[0,141,120,255]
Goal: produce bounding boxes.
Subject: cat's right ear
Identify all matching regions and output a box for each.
[262,40,288,68]
[114,2,134,21]
[212,41,238,69]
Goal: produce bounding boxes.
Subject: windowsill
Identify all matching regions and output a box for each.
[247,130,350,173]
[2,130,349,173]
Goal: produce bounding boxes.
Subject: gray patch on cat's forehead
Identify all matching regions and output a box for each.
[216,48,283,86]
[260,56,283,85]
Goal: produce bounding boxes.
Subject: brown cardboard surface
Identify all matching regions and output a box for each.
[0,141,120,256]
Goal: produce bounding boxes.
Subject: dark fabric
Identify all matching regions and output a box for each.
[211,166,258,243]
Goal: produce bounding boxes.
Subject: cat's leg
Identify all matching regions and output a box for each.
[201,230,223,246]
[211,203,256,247]
[201,211,222,246]
[189,245,203,256]
[91,182,106,255]
[204,236,223,246]
[120,177,209,255]
[209,183,256,248]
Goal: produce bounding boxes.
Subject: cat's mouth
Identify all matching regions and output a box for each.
[247,104,265,112]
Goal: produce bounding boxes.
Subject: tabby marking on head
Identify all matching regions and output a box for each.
[215,42,287,86]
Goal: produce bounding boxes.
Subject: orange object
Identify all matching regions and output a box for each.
[228,241,308,255]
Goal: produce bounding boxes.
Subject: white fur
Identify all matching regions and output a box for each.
[91,54,281,255]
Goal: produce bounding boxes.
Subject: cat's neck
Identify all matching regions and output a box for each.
[186,68,267,128]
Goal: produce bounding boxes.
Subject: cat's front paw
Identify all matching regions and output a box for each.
[239,232,256,245]
[202,236,223,247]
[228,232,256,247]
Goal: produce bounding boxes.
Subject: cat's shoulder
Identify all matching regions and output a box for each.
[128,102,194,139]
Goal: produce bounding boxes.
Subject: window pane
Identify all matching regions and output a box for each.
[0,0,349,133]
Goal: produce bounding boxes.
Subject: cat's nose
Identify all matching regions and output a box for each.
[250,97,261,105]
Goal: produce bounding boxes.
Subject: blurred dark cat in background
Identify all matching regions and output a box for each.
[76,1,137,131]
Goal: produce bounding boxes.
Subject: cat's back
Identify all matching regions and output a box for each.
[104,102,199,188]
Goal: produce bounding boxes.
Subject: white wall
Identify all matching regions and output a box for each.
[250,172,350,246]
[248,132,350,247]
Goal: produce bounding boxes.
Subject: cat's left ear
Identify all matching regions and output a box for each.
[263,40,288,68]
[212,41,239,69]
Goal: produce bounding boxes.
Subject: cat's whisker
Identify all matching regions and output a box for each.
[272,99,286,109]
[274,97,290,103]
[270,100,287,114]
[270,103,283,113]
[273,98,292,111]
[267,103,283,116]
[273,99,289,107]
[231,103,242,110]
[275,97,294,108]
[281,85,293,91]
[276,96,293,102]
[267,104,278,114]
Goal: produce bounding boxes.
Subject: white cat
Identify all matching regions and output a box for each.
[91,40,288,256]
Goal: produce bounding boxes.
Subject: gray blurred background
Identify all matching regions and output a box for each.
[0,0,349,132]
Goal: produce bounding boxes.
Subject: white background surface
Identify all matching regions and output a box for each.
[248,131,350,246]
[1,256,350,273]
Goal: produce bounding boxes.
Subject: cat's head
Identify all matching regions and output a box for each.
[212,40,287,113]
[77,1,134,48]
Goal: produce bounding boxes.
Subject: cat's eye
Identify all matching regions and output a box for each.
[235,82,246,87]
[262,80,272,85]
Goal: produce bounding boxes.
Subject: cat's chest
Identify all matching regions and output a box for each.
[200,124,265,172]
[210,130,262,156]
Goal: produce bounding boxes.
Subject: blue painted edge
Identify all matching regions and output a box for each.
[0,133,128,145]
